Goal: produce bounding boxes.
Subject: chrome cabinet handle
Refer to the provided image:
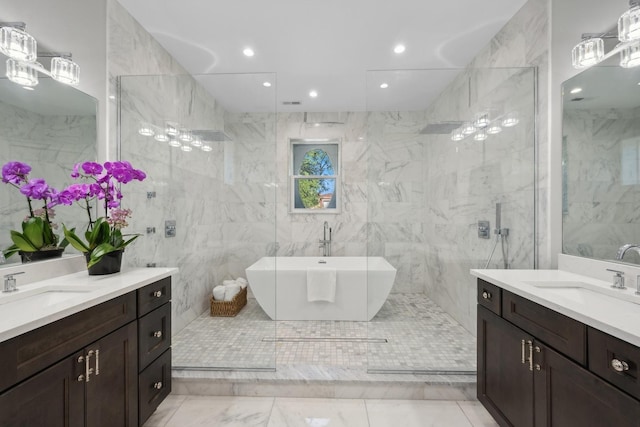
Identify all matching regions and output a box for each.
[482,291,491,300]
[153,330,163,338]
[77,375,85,382]
[153,290,163,298]
[85,350,94,382]
[528,341,534,371]
[521,340,526,364]
[95,349,100,376]
[153,381,163,390]
[612,358,630,372]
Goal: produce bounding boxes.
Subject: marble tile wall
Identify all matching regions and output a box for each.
[562,108,640,262]
[0,101,96,264]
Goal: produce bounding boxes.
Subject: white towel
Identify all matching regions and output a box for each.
[236,277,248,289]
[222,279,236,287]
[306,268,337,303]
[224,283,242,301]
[212,285,226,301]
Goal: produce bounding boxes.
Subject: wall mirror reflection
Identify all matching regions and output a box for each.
[0,77,98,266]
[562,63,640,265]
[290,138,341,213]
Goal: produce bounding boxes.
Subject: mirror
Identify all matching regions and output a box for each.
[562,63,640,265]
[290,138,341,213]
[0,77,98,266]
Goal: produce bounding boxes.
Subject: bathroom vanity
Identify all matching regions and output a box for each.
[0,267,176,427]
[472,265,640,427]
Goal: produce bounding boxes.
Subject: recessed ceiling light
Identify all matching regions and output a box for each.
[309,90,318,98]
[263,81,272,87]
[570,87,583,94]
[394,44,406,54]
[380,83,389,89]
[243,47,255,57]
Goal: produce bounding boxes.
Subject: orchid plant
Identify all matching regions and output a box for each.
[1,161,69,259]
[60,161,146,268]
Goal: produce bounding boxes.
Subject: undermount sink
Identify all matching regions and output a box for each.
[0,286,92,311]
[524,280,640,307]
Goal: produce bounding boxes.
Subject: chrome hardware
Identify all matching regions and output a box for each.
[78,355,84,363]
[3,272,24,293]
[521,340,526,364]
[146,227,156,234]
[534,364,541,371]
[85,350,94,382]
[153,381,163,390]
[636,275,640,296]
[77,375,85,382]
[319,221,332,256]
[94,350,100,375]
[611,358,630,372]
[528,341,534,371]
[165,220,176,238]
[146,262,157,268]
[606,268,626,289]
[478,220,491,239]
[318,260,327,264]
[482,291,491,300]
[153,330,163,338]
[153,290,163,298]
[616,243,640,261]
[147,191,156,199]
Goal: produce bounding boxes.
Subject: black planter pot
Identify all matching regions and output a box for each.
[85,249,123,275]
[20,248,65,263]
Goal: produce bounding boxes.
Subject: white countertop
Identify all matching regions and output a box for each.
[471,268,640,347]
[0,267,177,343]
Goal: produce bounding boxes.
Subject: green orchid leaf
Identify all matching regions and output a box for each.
[120,234,140,248]
[2,244,20,259]
[87,242,117,268]
[63,225,90,253]
[88,219,110,247]
[10,230,38,251]
[22,217,44,249]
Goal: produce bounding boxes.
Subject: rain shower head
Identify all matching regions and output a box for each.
[419,121,464,135]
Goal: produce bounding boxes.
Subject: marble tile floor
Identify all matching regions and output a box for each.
[172,293,476,373]
[143,394,499,427]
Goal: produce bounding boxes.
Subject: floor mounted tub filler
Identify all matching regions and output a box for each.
[245,257,397,321]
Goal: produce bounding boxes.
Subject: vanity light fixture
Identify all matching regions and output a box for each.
[0,23,81,87]
[380,83,389,89]
[620,43,640,67]
[572,37,605,69]
[393,44,406,54]
[201,144,213,152]
[619,2,640,42]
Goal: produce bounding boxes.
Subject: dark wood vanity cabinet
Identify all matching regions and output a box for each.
[0,277,172,427]
[477,279,640,427]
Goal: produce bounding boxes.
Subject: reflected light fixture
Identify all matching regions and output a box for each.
[165,122,179,136]
[154,133,169,142]
[178,129,193,143]
[473,112,490,129]
[486,123,503,135]
[180,145,193,152]
[569,87,583,94]
[309,90,318,98]
[168,139,182,148]
[450,128,464,142]
[473,130,488,141]
[263,81,272,87]
[191,136,203,147]
[201,144,213,152]
[460,122,476,135]
[502,112,519,127]
[380,83,389,89]
[138,123,155,137]
[393,44,406,54]
[243,47,254,57]
[0,23,80,87]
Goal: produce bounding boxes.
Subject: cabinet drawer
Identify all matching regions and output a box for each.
[588,327,640,400]
[502,290,586,365]
[139,348,171,427]
[138,303,171,369]
[138,277,171,317]
[477,279,501,315]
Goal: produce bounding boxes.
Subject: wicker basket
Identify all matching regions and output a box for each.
[210,286,247,317]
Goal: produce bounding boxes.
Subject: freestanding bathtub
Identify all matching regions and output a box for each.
[245,257,397,321]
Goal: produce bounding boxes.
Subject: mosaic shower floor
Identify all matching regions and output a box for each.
[172,293,476,373]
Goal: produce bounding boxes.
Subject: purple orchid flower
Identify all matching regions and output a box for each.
[2,161,31,184]
[20,178,50,200]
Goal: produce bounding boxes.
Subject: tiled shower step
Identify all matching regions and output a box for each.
[172,367,477,400]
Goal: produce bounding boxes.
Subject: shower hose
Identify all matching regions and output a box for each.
[484,233,509,269]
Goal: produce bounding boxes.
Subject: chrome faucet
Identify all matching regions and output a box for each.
[319,221,332,257]
[606,268,626,289]
[616,244,640,261]
[3,272,24,293]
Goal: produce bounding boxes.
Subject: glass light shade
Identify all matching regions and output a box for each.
[486,123,503,135]
[461,122,476,135]
[619,6,640,42]
[190,136,203,147]
[50,57,80,86]
[165,122,179,136]
[154,133,169,142]
[0,27,37,62]
[571,38,604,69]
[473,130,488,141]
[502,112,519,128]
[138,123,155,137]
[473,113,490,128]
[620,43,640,68]
[178,129,193,142]
[168,139,182,147]
[450,129,464,141]
[201,144,213,152]
[6,58,38,87]
[180,145,193,152]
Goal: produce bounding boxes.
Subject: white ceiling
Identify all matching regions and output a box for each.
[117,0,527,112]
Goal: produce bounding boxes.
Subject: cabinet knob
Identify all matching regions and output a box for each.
[153,330,163,338]
[77,375,85,382]
[611,358,630,372]
[153,290,163,298]
[153,381,163,390]
[482,291,491,300]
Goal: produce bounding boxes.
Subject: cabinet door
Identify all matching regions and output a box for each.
[85,321,138,427]
[0,351,84,427]
[478,305,534,427]
[534,342,640,427]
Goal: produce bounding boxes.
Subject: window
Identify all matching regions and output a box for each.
[290,139,340,213]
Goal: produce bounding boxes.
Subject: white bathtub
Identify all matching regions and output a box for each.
[245,257,397,321]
